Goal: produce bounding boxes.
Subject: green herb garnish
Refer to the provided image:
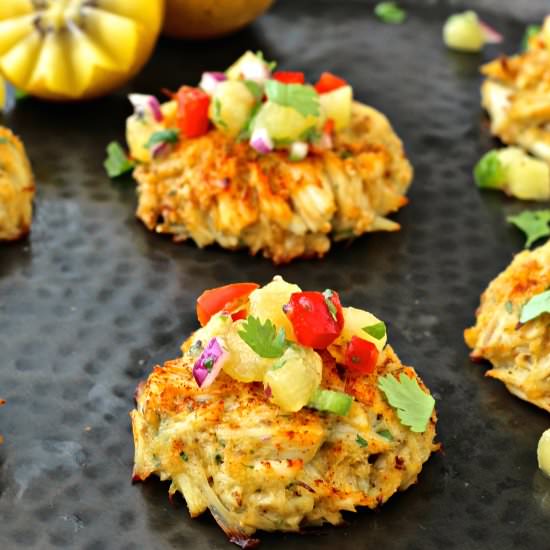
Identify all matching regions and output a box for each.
[507,209,550,248]
[363,322,386,340]
[265,80,320,118]
[322,289,338,321]
[256,51,277,72]
[374,2,406,24]
[238,316,288,358]
[104,141,135,178]
[377,429,394,441]
[244,80,263,101]
[145,128,180,149]
[519,290,550,324]
[204,358,214,372]
[356,434,368,448]
[474,150,506,189]
[504,301,513,314]
[299,126,321,143]
[180,451,189,462]
[378,373,435,433]
[522,24,541,51]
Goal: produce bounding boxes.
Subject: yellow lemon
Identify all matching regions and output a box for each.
[163,0,273,39]
[0,0,164,101]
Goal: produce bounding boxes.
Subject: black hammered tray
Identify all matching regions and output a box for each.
[1,1,549,548]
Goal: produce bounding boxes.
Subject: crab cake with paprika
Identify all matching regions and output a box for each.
[0,127,34,241]
[465,241,550,412]
[131,277,438,546]
[120,52,412,264]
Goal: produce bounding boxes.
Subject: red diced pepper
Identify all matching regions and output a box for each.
[196,282,259,326]
[273,71,306,85]
[284,290,344,349]
[314,72,348,94]
[176,86,211,138]
[344,336,379,375]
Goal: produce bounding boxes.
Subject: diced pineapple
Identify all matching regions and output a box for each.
[443,11,485,52]
[226,51,269,83]
[209,80,256,137]
[264,346,322,412]
[182,312,232,354]
[499,147,550,201]
[332,307,387,351]
[248,276,301,340]
[222,320,275,382]
[319,85,352,131]
[252,101,318,142]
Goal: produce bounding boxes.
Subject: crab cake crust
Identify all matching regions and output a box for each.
[465,241,550,412]
[481,17,550,163]
[0,127,34,241]
[132,102,412,264]
[131,345,437,545]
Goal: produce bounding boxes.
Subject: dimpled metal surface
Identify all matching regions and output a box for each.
[1,1,549,549]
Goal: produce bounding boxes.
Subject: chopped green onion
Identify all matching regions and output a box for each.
[104,141,135,178]
[356,434,368,448]
[374,2,406,24]
[522,24,541,51]
[474,150,505,189]
[363,322,386,340]
[145,128,180,149]
[308,389,353,416]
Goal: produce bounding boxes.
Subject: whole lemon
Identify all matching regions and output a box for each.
[0,0,164,101]
[163,0,274,40]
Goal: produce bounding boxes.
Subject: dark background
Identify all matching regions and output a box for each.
[1,1,549,549]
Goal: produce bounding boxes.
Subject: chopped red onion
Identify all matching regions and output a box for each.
[193,337,228,388]
[241,59,270,84]
[199,72,227,95]
[250,128,273,154]
[479,20,503,44]
[289,141,308,161]
[151,141,171,158]
[128,94,163,122]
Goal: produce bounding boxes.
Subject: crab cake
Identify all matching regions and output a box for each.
[123,52,412,264]
[465,241,550,412]
[481,17,550,164]
[131,278,437,546]
[0,127,34,241]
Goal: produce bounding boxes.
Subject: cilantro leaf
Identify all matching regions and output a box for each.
[356,434,368,448]
[522,24,541,51]
[256,51,277,72]
[474,150,506,189]
[363,322,386,340]
[507,209,550,248]
[378,373,435,433]
[265,80,320,118]
[374,2,406,24]
[104,141,135,178]
[322,289,338,321]
[238,316,288,358]
[145,128,180,149]
[520,290,550,324]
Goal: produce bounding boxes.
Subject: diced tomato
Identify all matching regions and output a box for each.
[283,290,344,349]
[323,118,335,135]
[196,282,259,326]
[176,86,211,138]
[314,72,348,94]
[344,336,379,375]
[273,71,306,84]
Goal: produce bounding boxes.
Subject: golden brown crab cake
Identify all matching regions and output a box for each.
[0,127,34,241]
[481,17,550,163]
[131,346,437,546]
[131,101,412,264]
[465,241,550,412]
